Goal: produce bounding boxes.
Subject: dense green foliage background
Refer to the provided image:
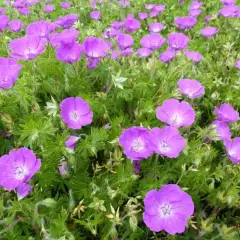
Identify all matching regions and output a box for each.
[1,0,240,239]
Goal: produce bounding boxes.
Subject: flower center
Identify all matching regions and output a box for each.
[14,166,28,180]
[70,111,80,121]
[229,150,237,158]
[132,139,144,152]
[159,140,170,153]
[171,113,182,125]
[159,203,172,217]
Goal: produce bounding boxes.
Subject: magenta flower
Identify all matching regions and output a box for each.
[140,33,166,51]
[90,11,101,20]
[0,8,6,15]
[119,0,129,7]
[8,20,23,33]
[159,48,176,63]
[156,99,195,128]
[219,5,239,18]
[153,5,165,13]
[189,1,203,10]
[26,20,53,38]
[143,184,194,234]
[184,50,203,63]
[150,127,186,158]
[18,8,31,16]
[9,35,47,60]
[224,138,240,164]
[0,15,9,31]
[149,22,164,33]
[58,161,69,177]
[121,48,133,56]
[211,120,231,141]
[119,126,153,161]
[65,136,80,150]
[221,0,236,6]
[16,183,32,201]
[145,4,155,10]
[215,103,239,123]
[58,14,78,28]
[82,37,109,58]
[49,29,79,47]
[44,4,55,13]
[56,43,83,63]
[87,57,101,69]
[205,15,212,24]
[168,32,189,51]
[149,11,159,18]
[60,97,93,129]
[137,48,152,58]
[117,33,134,50]
[0,57,22,89]
[235,60,240,69]
[189,9,202,17]
[60,1,72,8]
[200,27,218,38]
[177,79,205,98]
[0,148,41,191]
[175,16,197,29]
[138,12,148,20]
[111,21,123,29]
[102,27,119,39]
[124,18,140,32]
[127,14,134,19]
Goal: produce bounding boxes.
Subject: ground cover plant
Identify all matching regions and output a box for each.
[1,0,240,239]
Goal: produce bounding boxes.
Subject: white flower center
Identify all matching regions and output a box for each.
[159,203,172,217]
[171,113,183,125]
[14,166,28,180]
[132,139,144,152]
[70,111,80,121]
[159,140,170,153]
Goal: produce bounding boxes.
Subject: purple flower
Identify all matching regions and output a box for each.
[102,27,119,39]
[205,15,212,24]
[175,16,197,29]
[58,161,69,176]
[235,60,240,69]
[121,47,133,56]
[156,99,195,128]
[149,22,164,33]
[117,33,134,50]
[110,50,121,60]
[65,136,79,150]
[124,18,140,32]
[168,32,189,51]
[137,48,152,58]
[189,9,202,17]
[143,184,194,234]
[60,97,93,129]
[127,14,135,19]
[140,33,166,51]
[119,126,153,160]
[189,1,203,10]
[159,48,176,63]
[145,4,155,10]
[60,1,72,8]
[150,127,186,158]
[200,27,218,38]
[149,11,159,18]
[8,20,23,33]
[58,14,78,28]
[133,160,141,174]
[56,42,83,63]
[153,5,166,13]
[18,8,31,16]
[119,0,129,8]
[90,11,101,20]
[224,138,240,164]
[82,37,109,58]
[219,5,239,18]
[221,0,236,6]
[0,15,9,31]
[13,0,26,8]
[215,103,239,123]
[9,35,47,60]
[87,57,101,69]
[49,29,79,47]
[0,148,41,191]
[0,8,6,15]
[111,21,123,29]
[184,50,203,63]
[177,79,205,98]
[44,4,55,13]
[16,183,32,200]
[26,20,53,38]
[138,12,148,20]
[211,120,231,141]
[0,57,22,89]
